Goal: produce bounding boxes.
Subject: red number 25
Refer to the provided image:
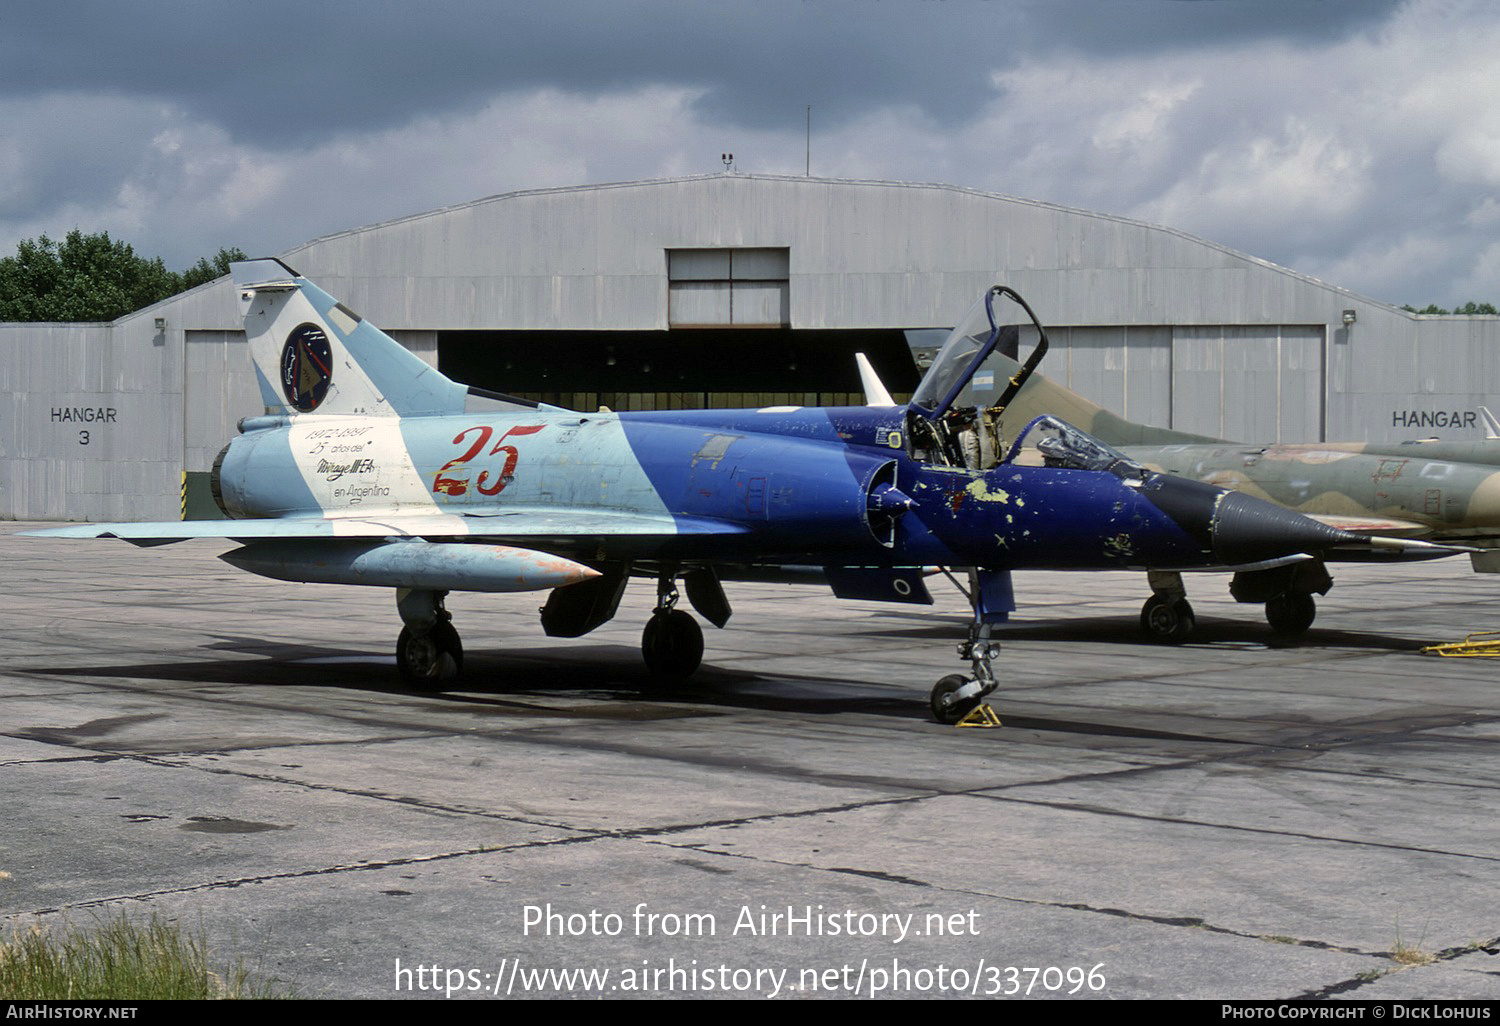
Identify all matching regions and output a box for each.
[432,424,545,497]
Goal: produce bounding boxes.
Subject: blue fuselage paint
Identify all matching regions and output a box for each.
[620,406,1208,568]
[217,404,1212,571]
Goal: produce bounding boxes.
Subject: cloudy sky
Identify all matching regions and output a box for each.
[2,0,1496,307]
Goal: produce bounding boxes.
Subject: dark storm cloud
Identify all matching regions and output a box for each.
[0,97,157,219]
[1016,0,1399,57]
[3,0,1481,306]
[0,1,969,145]
[0,0,1402,146]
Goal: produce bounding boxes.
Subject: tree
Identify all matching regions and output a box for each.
[0,231,246,322]
[180,247,249,291]
[1400,301,1498,315]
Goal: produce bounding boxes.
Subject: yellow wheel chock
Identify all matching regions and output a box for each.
[956,703,1003,728]
[1420,631,1500,657]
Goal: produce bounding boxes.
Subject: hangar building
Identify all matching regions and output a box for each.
[3,173,1497,522]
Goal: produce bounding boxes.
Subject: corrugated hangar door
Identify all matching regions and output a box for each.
[185,331,255,474]
[184,330,258,518]
[1047,326,1172,427]
[1170,326,1325,442]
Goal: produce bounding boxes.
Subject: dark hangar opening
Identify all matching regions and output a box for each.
[438,329,922,411]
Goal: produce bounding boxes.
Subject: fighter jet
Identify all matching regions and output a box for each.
[25,263,1416,722]
[967,347,1488,640]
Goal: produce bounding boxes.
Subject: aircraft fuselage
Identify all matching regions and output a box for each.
[214,404,1229,572]
[1124,442,1500,540]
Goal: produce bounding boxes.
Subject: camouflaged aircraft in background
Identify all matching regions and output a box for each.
[25,267,1440,722]
[971,349,1493,641]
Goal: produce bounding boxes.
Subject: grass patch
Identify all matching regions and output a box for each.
[0,915,289,999]
[1390,921,1436,967]
[1390,940,1436,967]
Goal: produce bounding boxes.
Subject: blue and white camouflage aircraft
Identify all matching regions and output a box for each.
[30,261,1407,722]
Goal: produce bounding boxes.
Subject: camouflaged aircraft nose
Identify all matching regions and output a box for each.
[1209,489,1359,565]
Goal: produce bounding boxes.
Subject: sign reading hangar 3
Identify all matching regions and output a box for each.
[27,260,1440,723]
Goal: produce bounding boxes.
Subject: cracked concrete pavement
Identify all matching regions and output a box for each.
[3,523,1498,999]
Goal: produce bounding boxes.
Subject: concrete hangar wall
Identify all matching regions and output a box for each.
[4,172,1498,522]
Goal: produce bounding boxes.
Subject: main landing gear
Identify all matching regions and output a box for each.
[1140,571,1195,643]
[1232,561,1328,637]
[1264,590,1317,636]
[395,589,463,689]
[930,569,1011,725]
[1138,565,1329,642]
[393,568,725,692]
[642,576,704,684]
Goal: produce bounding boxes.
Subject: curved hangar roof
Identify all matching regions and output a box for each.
[173,173,1387,334]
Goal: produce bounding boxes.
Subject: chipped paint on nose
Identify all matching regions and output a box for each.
[964,479,1010,503]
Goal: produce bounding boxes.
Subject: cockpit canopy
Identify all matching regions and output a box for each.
[1005,414,1147,481]
[910,286,1039,420]
[906,285,1147,481]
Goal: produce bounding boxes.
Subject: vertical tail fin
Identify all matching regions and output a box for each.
[988,350,1228,446]
[231,259,467,418]
[854,352,897,407]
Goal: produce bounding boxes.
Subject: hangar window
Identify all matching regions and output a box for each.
[668,248,789,328]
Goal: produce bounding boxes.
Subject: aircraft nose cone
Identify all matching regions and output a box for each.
[1140,474,1357,565]
[1209,490,1358,565]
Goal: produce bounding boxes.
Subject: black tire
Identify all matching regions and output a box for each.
[1266,593,1316,636]
[1173,598,1197,640]
[397,622,463,690]
[930,674,977,725]
[642,610,704,684]
[1140,595,1195,643]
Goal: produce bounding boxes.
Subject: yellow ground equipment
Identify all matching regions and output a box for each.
[1420,631,1500,658]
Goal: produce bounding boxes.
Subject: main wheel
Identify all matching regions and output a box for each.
[642,610,704,684]
[1140,594,1196,643]
[1265,593,1316,636]
[397,622,463,690]
[930,674,978,725]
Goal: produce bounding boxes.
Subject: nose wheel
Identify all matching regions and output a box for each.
[930,674,980,724]
[930,620,1001,725]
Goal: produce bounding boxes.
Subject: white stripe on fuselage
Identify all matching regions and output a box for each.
[286,412,673,520]
[288,417,436,515]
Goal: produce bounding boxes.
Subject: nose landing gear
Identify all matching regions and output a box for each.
[930,620,1002,725]
[930,569,1010,726]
